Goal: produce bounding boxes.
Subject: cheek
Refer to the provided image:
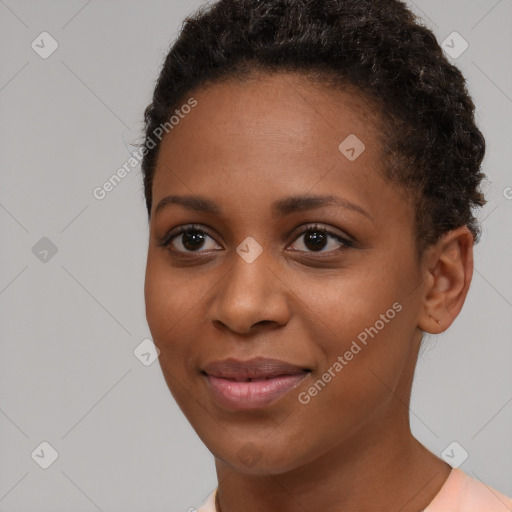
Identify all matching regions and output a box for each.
[144,258,201,412]
[144,258,194,370]
[144,252,197,335]
[294,267,412,410]
[144,253,215,392]
[298,263,404,346]
[292,319,411,454]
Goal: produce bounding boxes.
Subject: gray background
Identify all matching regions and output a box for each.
[0,0,511,511]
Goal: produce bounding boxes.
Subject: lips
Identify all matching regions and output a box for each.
[201,357,311,410]
[202,357,311,381]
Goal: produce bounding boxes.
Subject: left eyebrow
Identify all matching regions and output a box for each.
[154,193,374,224]
[272,194,374,224]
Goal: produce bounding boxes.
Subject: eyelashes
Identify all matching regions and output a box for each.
[158,224,219,253]
[157,223,354,256]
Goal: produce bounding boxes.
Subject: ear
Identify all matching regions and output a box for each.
[418,226,474,334]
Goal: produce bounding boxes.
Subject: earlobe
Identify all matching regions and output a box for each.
[418,226,474,334]
[429,315,441,326]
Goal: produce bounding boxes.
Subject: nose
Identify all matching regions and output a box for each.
[208,251,291,335]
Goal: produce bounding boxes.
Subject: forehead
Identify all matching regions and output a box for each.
[151,72,409,224]
[168,72,380,151]
[154,72,381,170]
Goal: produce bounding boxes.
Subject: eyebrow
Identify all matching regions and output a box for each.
[154,194,374,223]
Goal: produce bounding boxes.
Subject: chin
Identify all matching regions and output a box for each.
[210,439,309,475]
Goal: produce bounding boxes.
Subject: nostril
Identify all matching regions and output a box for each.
[255,320,273,327]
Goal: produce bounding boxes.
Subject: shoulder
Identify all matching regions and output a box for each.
[196,488,217,512]
[425,468,512,512]
[194,475,512,512]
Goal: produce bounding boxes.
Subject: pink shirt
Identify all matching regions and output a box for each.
[197,468,512,511]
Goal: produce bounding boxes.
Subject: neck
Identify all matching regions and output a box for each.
[214,409,451,512]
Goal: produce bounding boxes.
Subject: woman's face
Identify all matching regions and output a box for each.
[144,72,428,474]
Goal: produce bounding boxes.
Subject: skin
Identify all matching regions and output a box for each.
[144,72,474,512]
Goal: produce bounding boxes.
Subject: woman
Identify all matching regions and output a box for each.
[141,0,512,510]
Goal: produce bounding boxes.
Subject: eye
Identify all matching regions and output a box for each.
[289,223,353,253]
[157,223,354,255]
[157,224,221,253]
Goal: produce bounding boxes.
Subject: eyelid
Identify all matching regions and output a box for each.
[289,222,355,247]
[158,222,355,253]
[157,223,221,249]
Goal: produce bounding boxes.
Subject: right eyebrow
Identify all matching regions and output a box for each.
[154,195,221,217]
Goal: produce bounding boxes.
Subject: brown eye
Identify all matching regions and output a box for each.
[289,224,353,253]
[158,225,221,253]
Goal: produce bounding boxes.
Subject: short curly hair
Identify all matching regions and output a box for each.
[140,0,487,260]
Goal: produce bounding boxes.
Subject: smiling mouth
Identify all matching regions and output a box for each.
[203,372,311,410]
[202,356,311,379]
[201,371,311,382]
[200,356,312,410]
[217,375,294,381]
